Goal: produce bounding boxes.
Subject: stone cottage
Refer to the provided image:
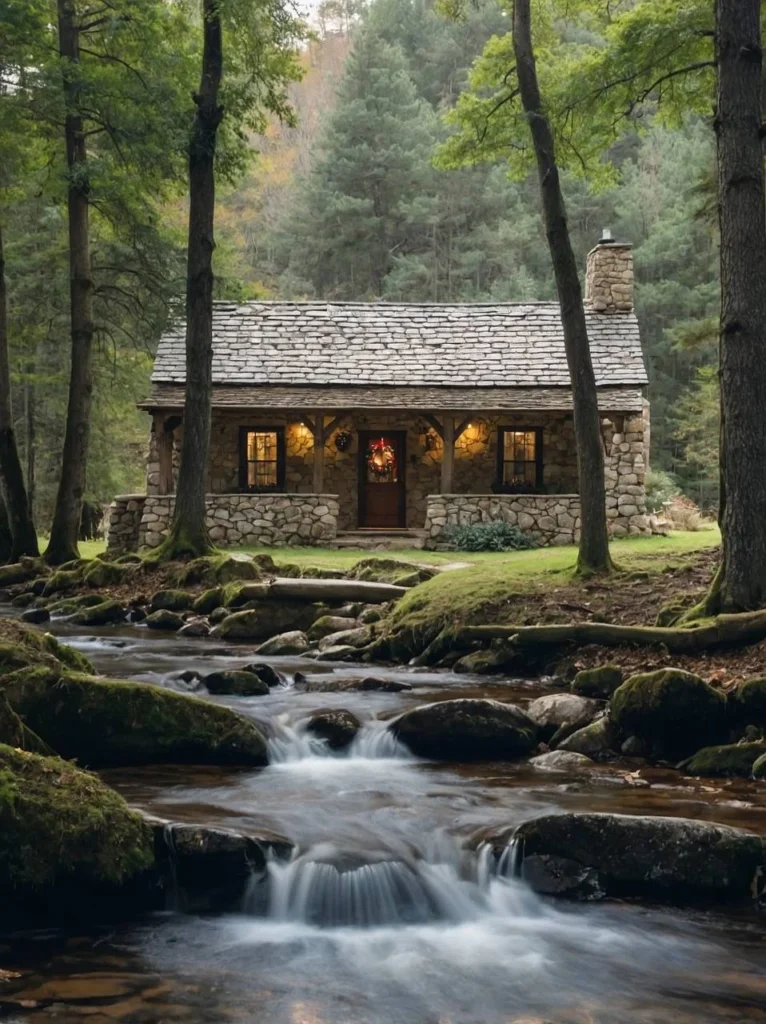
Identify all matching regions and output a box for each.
[107,235,650,553]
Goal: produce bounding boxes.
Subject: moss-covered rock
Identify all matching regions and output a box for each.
[732,677,766,726]
[308,615,360,641]
[392,698,537,761]
[41,632,95,673]
[0,745,155,918]
[526,693,600,746]
[299,675,412,693]
[173,555,260,588]
[150,589,193,612]
[257,630,310,656]
[0,694,52,754]
[83,560,134,588]
[0,621,94,678]
[2,667,269,767]
[305,708,361,749]
[42,569,82,597]
[508,812,765,903]
[145,608,185,631]
[678,741,766,778]
[201,670,270,697]
[10,592,35,607]
[70,599,127,627]
[20,606,50,624]
[753,753,766,779]
[610,668,727,760]
[316,626,371,651]
[571,665,623,699]
[211,602,320,641]
[556,716,615,758]
[347,557,436,585]
[0,558,46,587]
[193,587,225,614]
[49,593,106,615]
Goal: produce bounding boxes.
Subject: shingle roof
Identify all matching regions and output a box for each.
[152,301,647,389]
[142,383,645,413]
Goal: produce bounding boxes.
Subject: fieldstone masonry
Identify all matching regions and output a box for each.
[425,494,581,547]
[585,239,634,313]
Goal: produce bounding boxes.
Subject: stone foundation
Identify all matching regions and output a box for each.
[424,494,582,547]
[106,494,146,556]
[112,494,340,551]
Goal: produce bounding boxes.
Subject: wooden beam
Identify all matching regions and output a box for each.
[441,415,455,493]
[455,415,473,440]
[299,413,316,437]
[424,413,444,439]
[157,415,177,494]
[324,412,348,437]
[313,413,326,494]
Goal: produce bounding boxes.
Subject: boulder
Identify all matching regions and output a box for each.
[732,677,766,725]
[42,569,82,597]
[571,665,623,699]
[0,622,94,676]
[509,812,765,903]
[0,745,155,921]
[83,560,134,588]
[392,698,537,761]
[610,668,727,760]
[529,750,595,771]
[21,607,50,625]
[145,609,185,631]
[192,587,225,614]
[305,708,361,749]
[201,670,270,697]
[317,626,371,651]
[359,606,384,625]
[211,602,319,641]
[242,663,283,688]
[70,599,127,626]
[308,615,359,641]
[753,753,766,779]
[452,644,523,675]
[173,556,260,587]
[178,618,210,638]
[556,716,615,757]
[209,606,229,624]
[314,644,361,662]
[257,630,310,656]
[525,693,600,745]
[150,589,192,612]
[2,666,269,767]
[347,557,436,585]
[48,593,105,615]
[0,558,45,587]
[678,741,766,778]
[0,694,52,754]
[300,676,412,694]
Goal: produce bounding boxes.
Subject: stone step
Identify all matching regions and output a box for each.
[333,529,426,551]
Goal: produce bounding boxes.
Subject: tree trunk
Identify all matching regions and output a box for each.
[152,0,222,561]
[46,0,94,565]
[713,0,766,610]
[512,0,612,574]
[0,226,39,560]
[25,370,36,520]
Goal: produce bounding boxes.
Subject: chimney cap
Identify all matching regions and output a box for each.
[598,228,614,244]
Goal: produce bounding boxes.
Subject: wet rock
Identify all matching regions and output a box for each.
[453,644,524,675]
[192,587,224,614]
[610,668,727,760]
[128,606,147,623]
[525,694,600,745]
[571,665,623,699]
[305,708,361,749]
[0,693,52,754]
[358,606,384,625]
[42,570,82,597]
[211,602,319,641]
[620,735,647,757]
[299,676,413,694]
[3,666,269,767]
[150,589,192,612]
[21,607,50,625]
[48,593,105,615]
[201,670,270,697]
[308,615,359,641]
[314,644,359,662]
[511,812,766,903]
[10,592,35,608]
[732,677,766,726]
[178,618,210,638]
[145,609,184,632]
[317,626,371,651]
[529,750,595,771]
[257,630,310,656]
[392,698,537,761]
[209,606,229,625]
[556,716,614,758]
[677,741,766,778]
[70,599,127,626]
[242,663,283,688]
[0,745,155,922]
[753,753,766,779]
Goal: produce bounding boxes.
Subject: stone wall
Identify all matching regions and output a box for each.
[136,493,339,549]
[424,494,581,546]
[604,412,649,537]
[106,494,146,556]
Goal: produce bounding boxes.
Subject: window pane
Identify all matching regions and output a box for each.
[246,431,278,489]
[502,430,537,487]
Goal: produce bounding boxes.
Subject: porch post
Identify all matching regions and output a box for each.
[441,415,455,493]
[313,413,326,493]
[158,416,177,494]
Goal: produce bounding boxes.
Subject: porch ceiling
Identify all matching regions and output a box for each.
[139,384,645,414]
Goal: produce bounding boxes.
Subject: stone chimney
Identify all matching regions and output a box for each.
[585,230,634,313]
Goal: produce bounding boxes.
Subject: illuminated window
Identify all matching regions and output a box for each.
[497,428,542,491]
[239,427,284,491]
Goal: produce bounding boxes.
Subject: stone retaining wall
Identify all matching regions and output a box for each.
[106,494,146,556]
[424,494,582,547]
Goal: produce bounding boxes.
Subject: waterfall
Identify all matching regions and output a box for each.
[266,714,414,764]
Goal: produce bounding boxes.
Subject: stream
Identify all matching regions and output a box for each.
[3,621,766,1023]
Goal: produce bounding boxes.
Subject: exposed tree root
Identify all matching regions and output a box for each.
[449,610,766,656]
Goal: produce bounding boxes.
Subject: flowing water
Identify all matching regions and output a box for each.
[3,621,766,1023]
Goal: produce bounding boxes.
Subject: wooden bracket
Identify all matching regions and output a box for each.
[424,414,444,439]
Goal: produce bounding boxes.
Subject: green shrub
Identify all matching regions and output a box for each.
[442,521,538,552]
[644,468,680,513]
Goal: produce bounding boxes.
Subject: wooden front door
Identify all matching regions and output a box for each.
[358,431,406,528]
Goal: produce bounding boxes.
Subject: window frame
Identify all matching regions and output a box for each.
[496,426,544,492]
[238,426,286,493]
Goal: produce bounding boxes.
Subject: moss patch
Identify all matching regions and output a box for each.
[572,665,623,699]
[678,741,766,778]
[2,667,268,767]
[0,620,94,676]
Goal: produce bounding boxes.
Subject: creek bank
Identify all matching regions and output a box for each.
[483,812,766,904]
